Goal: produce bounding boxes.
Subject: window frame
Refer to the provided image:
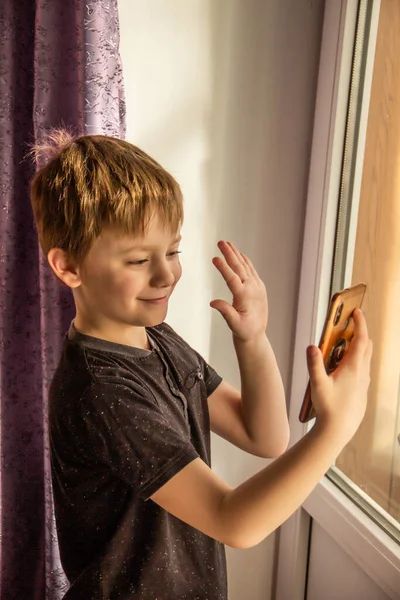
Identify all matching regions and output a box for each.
[275,0,400,598]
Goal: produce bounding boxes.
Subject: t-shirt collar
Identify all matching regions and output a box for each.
[67,320,157,359]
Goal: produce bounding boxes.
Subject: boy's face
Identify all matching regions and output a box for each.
[74,212,182,336]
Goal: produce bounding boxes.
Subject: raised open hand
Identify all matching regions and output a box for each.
[210,241,268,342]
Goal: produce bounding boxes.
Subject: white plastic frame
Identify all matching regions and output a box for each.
[274,1,400,599]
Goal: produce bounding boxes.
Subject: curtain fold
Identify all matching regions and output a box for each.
[0,1,126,597]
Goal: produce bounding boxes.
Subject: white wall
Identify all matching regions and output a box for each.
[118,1,325,598]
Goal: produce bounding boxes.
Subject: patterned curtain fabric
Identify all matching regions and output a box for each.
[0,1,126,597]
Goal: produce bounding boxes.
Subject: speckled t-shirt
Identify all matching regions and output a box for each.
[49,321,227,600]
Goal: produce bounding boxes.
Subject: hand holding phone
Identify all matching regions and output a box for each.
[299,283,367,423]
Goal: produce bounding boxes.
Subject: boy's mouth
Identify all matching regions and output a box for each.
[139,296,168,304]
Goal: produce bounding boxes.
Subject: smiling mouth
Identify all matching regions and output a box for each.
[139,296,168,302]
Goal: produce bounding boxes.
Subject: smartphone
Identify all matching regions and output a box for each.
[298,282,367,423]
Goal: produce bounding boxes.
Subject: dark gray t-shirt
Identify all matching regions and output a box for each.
[49,321,227,599]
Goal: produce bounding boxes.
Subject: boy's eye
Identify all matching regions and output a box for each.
[127,251,181,266]
[128,259,148,265]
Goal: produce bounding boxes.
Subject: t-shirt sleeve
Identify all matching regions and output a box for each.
[74,381,199,500]
[194,350,223,397]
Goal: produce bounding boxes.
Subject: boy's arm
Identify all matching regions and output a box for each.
[151,421,347,548]
[208,335,289,458]
[151,308,373,549]
[234,334,290,455]
[207,240,290,458]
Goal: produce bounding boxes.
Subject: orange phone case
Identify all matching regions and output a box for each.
[298,282,367,423]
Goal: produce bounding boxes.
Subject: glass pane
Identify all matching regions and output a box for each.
[331,0,400,532]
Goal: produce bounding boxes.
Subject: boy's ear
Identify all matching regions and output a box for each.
[47,248,82,288]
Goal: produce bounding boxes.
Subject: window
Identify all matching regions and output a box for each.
[324,0,400,540]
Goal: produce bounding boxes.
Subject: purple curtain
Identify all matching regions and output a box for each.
[0,1,126,597]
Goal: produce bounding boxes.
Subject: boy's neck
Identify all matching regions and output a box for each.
[72,317,151,351]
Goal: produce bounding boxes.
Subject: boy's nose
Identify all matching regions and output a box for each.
[151,262,176,287]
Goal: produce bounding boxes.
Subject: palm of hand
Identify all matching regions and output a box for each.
[210,241,269,342]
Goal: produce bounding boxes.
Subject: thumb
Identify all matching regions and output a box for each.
[209,299,238,326]
[306,345,326,387]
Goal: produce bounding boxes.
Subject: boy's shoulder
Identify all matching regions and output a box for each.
[51,321,208,402]
[149,321,192,352]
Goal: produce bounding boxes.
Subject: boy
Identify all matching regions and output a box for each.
[30,131,372,600]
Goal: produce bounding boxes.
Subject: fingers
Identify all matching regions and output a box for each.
[240,251,258,277]
[352,308,369,341]
[217,241,250,281]
[344,309,372,367]
[212,242,246,291]
[306,345,326,388]
[213,240,258,285]
[227,242,259,279]
[227,242,258,278]
[365,338,373,360]
[212,256,242,293]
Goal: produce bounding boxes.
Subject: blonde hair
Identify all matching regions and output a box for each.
[29,129,183,266]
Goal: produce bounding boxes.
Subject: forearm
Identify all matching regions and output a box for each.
[234,333,289,455]
[220,422,344,548]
